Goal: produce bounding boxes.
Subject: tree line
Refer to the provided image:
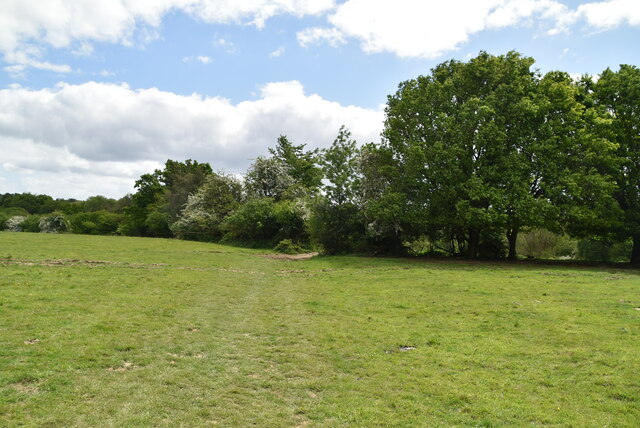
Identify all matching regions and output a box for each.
[2,51,638,266]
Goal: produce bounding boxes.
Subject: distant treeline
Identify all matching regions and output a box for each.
[2,51,639,266]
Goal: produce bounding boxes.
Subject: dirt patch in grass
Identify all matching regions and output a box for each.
[108,361,136,372]
[10,383,39,395]
[259,252,319,261]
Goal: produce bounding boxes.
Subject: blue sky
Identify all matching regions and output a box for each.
[0,0,639,198]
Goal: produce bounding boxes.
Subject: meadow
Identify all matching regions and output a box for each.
[1,232,639,427]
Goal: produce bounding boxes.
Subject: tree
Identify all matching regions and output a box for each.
[384,51,541,258]
[593,65,640,266]
[269,135,322,192]
[158,159,213,221]
[310,127,365,254]
[536,72,619,244]
[321,126,360,205]
[382,51,618,259]
[84,195,118,212]
[121,159,212,237]
[121,173,164,236]
[171,172,243,241]
[244,157,296,201]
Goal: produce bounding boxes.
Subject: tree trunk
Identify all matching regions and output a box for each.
[467,228,480,259]
[506,227,519,261]
[631,234,640,267]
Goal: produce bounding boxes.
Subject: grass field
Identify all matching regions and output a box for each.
[1,232,639,427]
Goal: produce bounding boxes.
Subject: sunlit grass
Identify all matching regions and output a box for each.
[1,232,639,426]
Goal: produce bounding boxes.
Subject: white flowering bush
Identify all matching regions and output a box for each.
[171,173,242,241]
[39,212,69,233]
[171,192,221,241]
[5,216,27,232]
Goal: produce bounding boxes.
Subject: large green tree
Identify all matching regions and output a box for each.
[384,51,542,258]
[383,51,617,259]
[593,65,640,266]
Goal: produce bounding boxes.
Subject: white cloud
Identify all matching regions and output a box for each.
[0,0,335,72]
[297,27,345,47]
[186,0,336,29]
[576,0,640,29]
[303,0,575,58]
[295,0,640,58]
[182,55,213,63]
[0,81,382,198]
[269,46,285,58]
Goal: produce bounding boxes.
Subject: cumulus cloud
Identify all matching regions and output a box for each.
[0,0,335,71]
[2,0,638,68]
[0,81,382,198]
[298,0,575,58]
[576,0,640,29]
[296,0,640,58]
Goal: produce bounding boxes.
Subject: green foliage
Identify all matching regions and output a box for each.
[171,173,242,241]
[83,195,118,212]
[382,51,618,260]
[321,126,360,205]
[269,135,322,192]
[68,211,124,235]
[38,212,69,233]
[159,159,213,222]
[0,193,56,214]
[309,198,364,255]
[222,198,279,245]
[273,239,304,254]
[144,209,172,238]
[593,65,640,266]
[517,229,577,259]
[577,239,632,263]
[222,198,308,246]
[0,208,28,229]
[20,215,42,232]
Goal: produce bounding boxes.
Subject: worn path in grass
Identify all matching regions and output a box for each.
[1,232,639,426]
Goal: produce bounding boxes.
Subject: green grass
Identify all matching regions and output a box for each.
[1,232,639,427]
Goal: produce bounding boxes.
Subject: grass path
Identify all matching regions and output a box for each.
[1,232,639,426]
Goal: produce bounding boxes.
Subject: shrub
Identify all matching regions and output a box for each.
[20,215,42,232]
[273,199,309,244]
[171,207,220,241]
[518,229,577,259]
[171,173,242,242]
[577,239,631,262]
[68,211,123,235]
[309,199,364,254]
[0,207,29,229]
[39,212,69,233]
[222,198,280,245]
[222,198,308,246]
[144,210,172,238]
[274,239,304,254]
[5,216,27,232]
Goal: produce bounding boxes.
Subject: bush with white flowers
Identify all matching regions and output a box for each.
[5,216,27,232]
[39,212,69,233]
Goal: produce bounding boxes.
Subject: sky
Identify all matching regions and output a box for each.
[0,0,639,199]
